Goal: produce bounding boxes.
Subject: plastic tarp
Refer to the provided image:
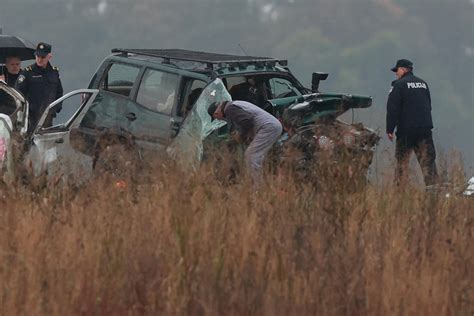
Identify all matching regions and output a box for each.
[167,79,230,170]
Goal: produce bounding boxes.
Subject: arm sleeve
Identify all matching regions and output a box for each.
[14,72,28,97]
[55,77,64,113]
[224,105,254,139]
[386,85,402,134]
[426,84,431,109]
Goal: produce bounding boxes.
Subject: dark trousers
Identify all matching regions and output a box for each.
[395,130,438,186]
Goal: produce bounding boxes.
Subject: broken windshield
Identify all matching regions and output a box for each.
[167,78,231,170]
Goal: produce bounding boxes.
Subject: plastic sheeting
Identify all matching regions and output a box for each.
[167,79,231,170]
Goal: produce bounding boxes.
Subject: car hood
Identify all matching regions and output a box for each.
[269,92,372,124]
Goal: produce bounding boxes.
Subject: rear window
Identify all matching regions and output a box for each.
[99,63,140,97]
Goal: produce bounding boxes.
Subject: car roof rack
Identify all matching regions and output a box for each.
[111,48,288,70]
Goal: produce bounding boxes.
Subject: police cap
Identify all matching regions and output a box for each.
[391,59,413,72]
[35,42,52,57]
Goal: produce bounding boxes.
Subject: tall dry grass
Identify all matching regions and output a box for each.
[0,156,472,315]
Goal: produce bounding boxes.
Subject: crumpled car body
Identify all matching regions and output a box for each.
[0,80,28,184]
[199,89,380,183]
[25,89,108,182]
[270,92,380,182]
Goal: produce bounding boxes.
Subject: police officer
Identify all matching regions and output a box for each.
[15,42,63,131]
[386,59,438,186]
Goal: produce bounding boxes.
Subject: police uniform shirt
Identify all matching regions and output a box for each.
[15,62,63,125]
[386,71,433,136]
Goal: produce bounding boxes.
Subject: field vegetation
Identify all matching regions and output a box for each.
[0,157,472,315]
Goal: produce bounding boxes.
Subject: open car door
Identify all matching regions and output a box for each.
[0,114,14,184]
[26,89,99,183]
[0,80,28,184]
[167,78,230,170]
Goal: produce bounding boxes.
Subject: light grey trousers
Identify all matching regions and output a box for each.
[245,121,282,184]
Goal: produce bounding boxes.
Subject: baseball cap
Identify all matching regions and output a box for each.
[35,42,52,57]
[391,59,413,72]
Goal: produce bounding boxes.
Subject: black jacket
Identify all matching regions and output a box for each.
[15,62,63,129]
[386,71,433,135]
[1,67,19,87]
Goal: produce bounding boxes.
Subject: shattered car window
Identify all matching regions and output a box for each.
[268,77,302,99]
[167,78,231,170]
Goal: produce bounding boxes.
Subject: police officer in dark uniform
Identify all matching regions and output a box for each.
[15,42,63,131]
[386,59,438,186]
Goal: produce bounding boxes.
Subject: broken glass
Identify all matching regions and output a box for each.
[167,78,230,170]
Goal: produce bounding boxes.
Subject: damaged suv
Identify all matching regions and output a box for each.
[14,49,379,183]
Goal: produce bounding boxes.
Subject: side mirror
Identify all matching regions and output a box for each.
[311,72,329,93]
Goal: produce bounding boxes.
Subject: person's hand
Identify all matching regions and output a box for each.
[0,75,5,82]
[387,133,394,141]
[231,131,242,143]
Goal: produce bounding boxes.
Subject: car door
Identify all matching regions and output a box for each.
[131,67,181,151]
[0,114,14,183]
[26,89,99,182]
[167,78,230,169]
[0,81,29,183]
[72,89,173,152]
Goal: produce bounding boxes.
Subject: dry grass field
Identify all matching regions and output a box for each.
[0,158,472,315]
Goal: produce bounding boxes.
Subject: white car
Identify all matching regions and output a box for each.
[0,80,28,184]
